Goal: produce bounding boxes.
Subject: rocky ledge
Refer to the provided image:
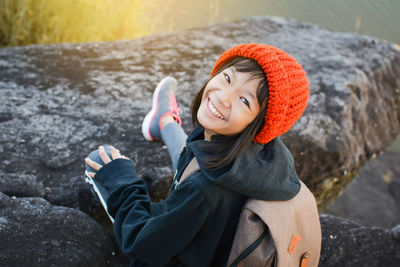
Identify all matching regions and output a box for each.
[0,16,399,265]
[320,214,400,267]
[325,150,400,228]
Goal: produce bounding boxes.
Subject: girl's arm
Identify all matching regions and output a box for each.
[94,158,210,266]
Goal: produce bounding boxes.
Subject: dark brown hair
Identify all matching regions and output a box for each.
[191,57,269,169]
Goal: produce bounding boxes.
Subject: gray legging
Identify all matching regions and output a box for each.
[160,122,188,170]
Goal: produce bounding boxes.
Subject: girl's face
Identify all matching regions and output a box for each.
[197,67,261,141]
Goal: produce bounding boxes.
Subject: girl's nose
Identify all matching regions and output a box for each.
[217,88,233,108]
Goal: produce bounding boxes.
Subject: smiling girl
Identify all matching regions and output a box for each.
[85,43,310,266]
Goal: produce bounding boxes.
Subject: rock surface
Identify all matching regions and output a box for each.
[0,17,399,210]
[325,150,400,228]
[0,16,400,265]
[0,191,128,266]
[319,214,400,266]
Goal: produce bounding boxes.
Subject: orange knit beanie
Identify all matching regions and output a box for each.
[211,43,309,144]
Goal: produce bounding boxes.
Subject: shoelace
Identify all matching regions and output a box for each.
[168,91,182,125]
[158,91,182,130]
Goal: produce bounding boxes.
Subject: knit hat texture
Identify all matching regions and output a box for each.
[211,43,309,144]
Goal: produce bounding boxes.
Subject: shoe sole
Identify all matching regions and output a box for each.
[142,76,177,141]
[85,170,115,223]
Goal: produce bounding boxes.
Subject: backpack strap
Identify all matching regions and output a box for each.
[178,157,200,184]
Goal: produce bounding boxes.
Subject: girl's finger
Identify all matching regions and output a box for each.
[99,146,111,164]
[88,172,95,178]
[111,148,121,160]
[121,155,130,160]
[85,157,102,171]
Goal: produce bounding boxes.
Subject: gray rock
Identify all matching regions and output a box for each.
[0,172,45,198]
[0,192,127,266]
[0,15,400,264]
[325,151,400,228]
[319,214,400,266]
[0,17,399,211]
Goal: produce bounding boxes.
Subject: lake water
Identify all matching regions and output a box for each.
[148,0,400,45]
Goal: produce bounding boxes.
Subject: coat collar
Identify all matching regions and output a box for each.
[184,128,300,201]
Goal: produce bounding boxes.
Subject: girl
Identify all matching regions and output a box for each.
[85,43,310,266]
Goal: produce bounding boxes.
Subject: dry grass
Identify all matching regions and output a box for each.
[0,0,152,47]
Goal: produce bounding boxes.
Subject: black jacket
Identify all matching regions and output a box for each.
[95,128,300,266]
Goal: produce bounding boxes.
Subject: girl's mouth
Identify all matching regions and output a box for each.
[207,98,225,120]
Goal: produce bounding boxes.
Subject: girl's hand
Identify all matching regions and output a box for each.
[85,146,129,178]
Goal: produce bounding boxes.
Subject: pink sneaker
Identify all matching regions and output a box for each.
[142,77,182,141]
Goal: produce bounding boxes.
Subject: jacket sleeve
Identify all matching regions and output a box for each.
[94,158,210,266]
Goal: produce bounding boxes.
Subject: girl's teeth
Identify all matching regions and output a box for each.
[208,100,224,119]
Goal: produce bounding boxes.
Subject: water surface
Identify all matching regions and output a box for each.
[153,0,400,44]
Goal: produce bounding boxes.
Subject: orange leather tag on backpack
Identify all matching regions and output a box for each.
[300,252,310,267]
[288,234,302,254]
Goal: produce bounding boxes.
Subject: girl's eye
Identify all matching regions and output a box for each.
[224,73,231,83]
[240,97,250,107]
